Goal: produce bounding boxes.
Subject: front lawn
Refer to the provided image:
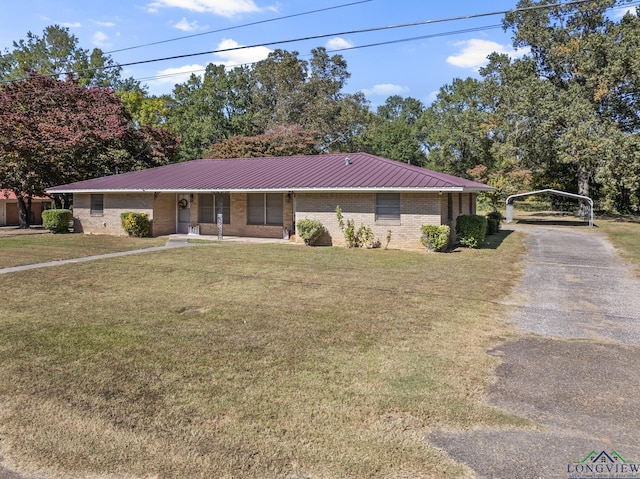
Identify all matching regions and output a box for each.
[0,232,528,478]
[0,234,166,268]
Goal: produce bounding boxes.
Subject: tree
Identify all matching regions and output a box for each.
[421,78,493,176]
[0,25,129,89]
[167,64,240,162]
[357,95,427,165]
[496,0,637,214]
[206,125,321,158]
[0,72,177,227]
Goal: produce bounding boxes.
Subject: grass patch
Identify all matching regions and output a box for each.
[0,231,528,478]
[0,234,166,268]
[596,217,640,276]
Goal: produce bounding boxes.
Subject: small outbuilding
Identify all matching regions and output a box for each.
[46,153,493,249]
[0,190,52,226]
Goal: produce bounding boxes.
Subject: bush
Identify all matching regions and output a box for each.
[486,211,502,235]
[420,225,450,252]
[42,209,72,234]
[120,212,151,237]
[456,214,487,248]
[336,206,380,248]
[296,218,324,245]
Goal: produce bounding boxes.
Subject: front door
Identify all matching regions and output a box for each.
[0,202,5,226]
[177,194,191,233]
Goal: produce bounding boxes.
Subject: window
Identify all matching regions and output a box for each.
[198,193,230,224]
[447,193,453,222]
[459,193,463,214]
[376,193,400,222]
[90,194,103,216]
[247,193,283,225]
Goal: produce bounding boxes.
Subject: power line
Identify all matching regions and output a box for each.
[133,24,503,84]
[99,0,613,70]
[0,0,633,87]
[106,0,373,54]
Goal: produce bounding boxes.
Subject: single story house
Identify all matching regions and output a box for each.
[46,153,493,249]
[0,190,52,226]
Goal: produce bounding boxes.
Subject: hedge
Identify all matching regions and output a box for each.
[42,209,72,234]
[296,218,324,245]
[120,212,151,237]
[456,214,487,248]
[420,225,450,252]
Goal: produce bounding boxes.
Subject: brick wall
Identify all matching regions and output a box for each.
[72,191,479,247]
[74,193,154,235]
[295,192,444,250]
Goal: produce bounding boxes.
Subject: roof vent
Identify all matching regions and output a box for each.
[345,157,351,166]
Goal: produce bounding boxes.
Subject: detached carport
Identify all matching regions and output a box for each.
[505,188,593,227]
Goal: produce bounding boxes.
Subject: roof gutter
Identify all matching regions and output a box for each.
[46,186,494,195]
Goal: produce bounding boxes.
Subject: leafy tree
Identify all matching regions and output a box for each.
[0,72,176,227]
[421,78,493,176]
[0,25,129,89]
[493,0,639,214]
[207,125,321,158]
[168,64,245,162]
[357,95,427,165]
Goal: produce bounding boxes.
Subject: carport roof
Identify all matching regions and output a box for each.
[46,152,494,194]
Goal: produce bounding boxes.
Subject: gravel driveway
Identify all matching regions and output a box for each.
[430,224,640,479]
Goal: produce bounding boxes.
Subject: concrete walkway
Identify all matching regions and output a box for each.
[0,234,291,276]
[429,224,640,479]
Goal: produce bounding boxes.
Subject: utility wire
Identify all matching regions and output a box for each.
[106,0,373,54]
[133,24,503,84]
[0,0,634,86]
[94,0,614,70]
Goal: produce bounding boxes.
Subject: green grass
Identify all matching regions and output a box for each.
[597,217,640,275]
[0,233,166,268]
[0,232,529,478]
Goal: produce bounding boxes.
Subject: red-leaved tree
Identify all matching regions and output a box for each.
[0,72,178,227]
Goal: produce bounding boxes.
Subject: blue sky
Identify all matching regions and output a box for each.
[0,1,635,107]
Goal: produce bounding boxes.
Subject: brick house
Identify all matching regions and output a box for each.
[46,153,493,249]
[0,190,52,226]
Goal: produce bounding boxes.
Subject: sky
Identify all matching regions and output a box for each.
[0,0,636,107]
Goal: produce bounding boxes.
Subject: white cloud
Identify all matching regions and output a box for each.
[213,38,271,67]
[146,0,264,17]
[92,31,110,48]
[94,21,116,27]
[61,22,81,28]
[151,64,206,85]
[361,83,409,97]
[325,37,353,50]
[446,39,527,69]
[172,17,205,31]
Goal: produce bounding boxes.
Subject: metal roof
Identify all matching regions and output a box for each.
[46,152,494,194]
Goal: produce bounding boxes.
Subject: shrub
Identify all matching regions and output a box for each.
[297,218,324,245]
[456,214,487,248]
[335,206,380,248]
[42,209,73,234]
[486,211,502,235]
[120,212,151,237]
[487,210,503,235]
[420,225,450,252]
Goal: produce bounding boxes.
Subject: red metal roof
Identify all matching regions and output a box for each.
[1,190,49,200]
[46,153,493,193]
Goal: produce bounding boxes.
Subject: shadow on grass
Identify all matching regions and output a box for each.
[514,219,592,227]
[480,229,514,250]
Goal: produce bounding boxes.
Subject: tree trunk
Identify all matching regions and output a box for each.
[577,164,591,218]
[16,195,31,229]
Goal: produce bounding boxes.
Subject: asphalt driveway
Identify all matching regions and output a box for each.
[429,224,640,479]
